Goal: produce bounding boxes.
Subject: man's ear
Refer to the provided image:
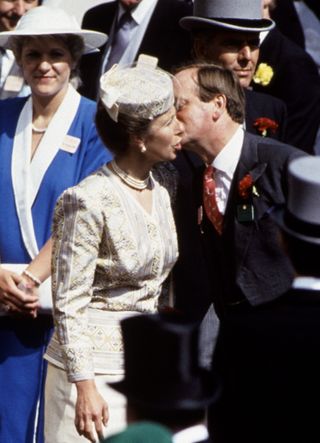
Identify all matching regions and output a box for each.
[211,94,227,120]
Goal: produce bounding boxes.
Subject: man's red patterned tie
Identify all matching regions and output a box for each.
[203,165,223,235]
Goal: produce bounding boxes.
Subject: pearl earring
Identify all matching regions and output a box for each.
[140,144,147,153]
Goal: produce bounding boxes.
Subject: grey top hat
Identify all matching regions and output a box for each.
[272,156,320,245]
[180,0,274,33]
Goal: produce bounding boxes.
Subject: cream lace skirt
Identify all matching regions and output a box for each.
[44,364,126,443]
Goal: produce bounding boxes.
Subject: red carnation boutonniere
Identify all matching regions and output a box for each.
[253,117,279,137]
[239,173,253,200]
[237,173,259,222]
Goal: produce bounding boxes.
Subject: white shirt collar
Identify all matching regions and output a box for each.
[259,30,269,44]
[292,276,320,291]
[173,424,209,443]
[213,126,244,179]
[119,0,157,25]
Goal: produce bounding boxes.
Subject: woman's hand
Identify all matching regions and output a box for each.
[0,268,39,317]
[75,379,109,442]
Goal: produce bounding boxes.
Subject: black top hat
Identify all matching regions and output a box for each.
[180,0,274,33]
[109,314,221,410]
[272,156,320,244]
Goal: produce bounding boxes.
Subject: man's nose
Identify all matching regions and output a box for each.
[239,45,252,60]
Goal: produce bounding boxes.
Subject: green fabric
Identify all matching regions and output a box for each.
[102,421,172,443]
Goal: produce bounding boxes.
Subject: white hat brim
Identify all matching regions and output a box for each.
[0,29,107,54]
[180,16,275,33]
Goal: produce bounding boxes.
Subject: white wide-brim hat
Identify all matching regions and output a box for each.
[180,0,274,33]
[0,6,108,54]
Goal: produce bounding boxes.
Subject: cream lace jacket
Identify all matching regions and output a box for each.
[45,163,178,382]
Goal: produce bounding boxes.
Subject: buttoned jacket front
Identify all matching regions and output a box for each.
[174,132,306,318]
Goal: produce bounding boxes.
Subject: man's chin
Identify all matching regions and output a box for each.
[237,77,253,89]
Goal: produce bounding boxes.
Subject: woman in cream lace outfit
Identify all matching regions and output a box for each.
[44,55,184,443]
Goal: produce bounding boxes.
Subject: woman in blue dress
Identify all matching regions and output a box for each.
[0,6,111,443]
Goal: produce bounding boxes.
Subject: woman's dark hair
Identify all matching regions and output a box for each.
[95,100,153,156]
[175,62,245,124]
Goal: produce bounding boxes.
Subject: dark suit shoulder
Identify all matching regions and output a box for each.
[259,27,317,71]
[245,89,287,141]
[245,131,307,161]
[271,0,305,48]
[139,0,193,71]
[80,2,118,99]
[245,88,286,112]
[254,27,320,153]
[242,132,308,204]
[82,1,117,32]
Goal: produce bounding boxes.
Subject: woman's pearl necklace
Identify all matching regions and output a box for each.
[111,159,150,191]
[32,123,47,134]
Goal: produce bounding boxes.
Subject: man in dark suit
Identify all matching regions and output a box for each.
[272,0,320,45]
[175,0,289,368]
[207,156,320,443]
[270,0,305,48]
[79,0,193,99]
[253,0,320,153]
[105,314,220,443]
[173,63,307,442]
[180,0,288,143]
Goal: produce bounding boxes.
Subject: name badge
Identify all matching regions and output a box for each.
[61,135,80,154]
[237,204,255,222]
[4,75,24,92]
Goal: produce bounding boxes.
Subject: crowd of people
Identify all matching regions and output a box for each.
[0,1,320,443]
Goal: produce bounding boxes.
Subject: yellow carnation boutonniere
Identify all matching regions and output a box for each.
[253,63,274,86]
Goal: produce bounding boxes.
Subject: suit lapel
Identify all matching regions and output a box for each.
[139,0,192,69]
[140,0,170,54]
[223,133,267,261]
[84,2,118,57]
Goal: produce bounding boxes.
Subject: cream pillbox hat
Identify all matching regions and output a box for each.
[0,6,108,54]
[99,54,174,122]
